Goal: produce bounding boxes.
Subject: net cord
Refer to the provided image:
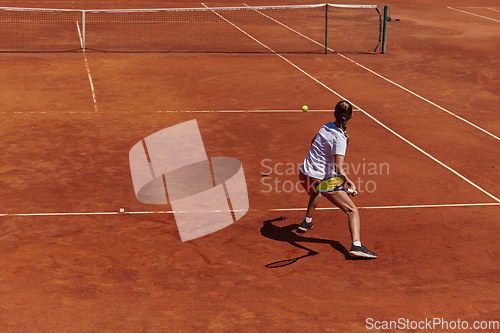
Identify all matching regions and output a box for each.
[0,4,377,13]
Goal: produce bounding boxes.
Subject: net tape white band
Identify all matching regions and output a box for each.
[0,4,378,14]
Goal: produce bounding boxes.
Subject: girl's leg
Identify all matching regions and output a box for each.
[298,170,321,228]
[325,191,360,242]
[325,192,377,258]
[306,191,322,218]
[298,192,321,231]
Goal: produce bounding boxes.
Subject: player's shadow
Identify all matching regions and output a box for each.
[261,216,353,268]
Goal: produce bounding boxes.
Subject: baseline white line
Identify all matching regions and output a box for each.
[270,202,500,212]
[201,3,500,203]
[487,7,500,13]
[1,202,499,217]
[448,6,500,23]
[247,4,500,142]
[76,21,98,112]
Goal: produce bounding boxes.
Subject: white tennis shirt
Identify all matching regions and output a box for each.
[300,122,347,180]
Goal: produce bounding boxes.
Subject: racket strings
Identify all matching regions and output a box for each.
[327,177,344,189]
[317,176,345,192]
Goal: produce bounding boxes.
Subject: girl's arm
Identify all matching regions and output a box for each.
[311,134,317,146]
[335,154,356,192]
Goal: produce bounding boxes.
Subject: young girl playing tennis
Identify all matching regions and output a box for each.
[298,100,377,259]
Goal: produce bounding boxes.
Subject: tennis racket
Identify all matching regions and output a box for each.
[315,174,357,195]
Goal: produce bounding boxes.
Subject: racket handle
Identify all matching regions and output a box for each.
[346,188,357,196]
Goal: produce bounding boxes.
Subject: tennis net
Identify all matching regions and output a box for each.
[0,4,382,53]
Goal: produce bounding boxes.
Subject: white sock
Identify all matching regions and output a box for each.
[305,216,312,223]
[353,241,362,247]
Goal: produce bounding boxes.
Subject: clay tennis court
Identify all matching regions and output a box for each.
[0,0,499,331]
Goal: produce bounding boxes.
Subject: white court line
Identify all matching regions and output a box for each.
[335,54,500,142]
[246,3,500,142]
[0,109,360,114]
[1,202,499,217]
[454,7,500,9]
[242,3,334,51]
[203,3,500,203]
[76,21,99,112]
[448,6,500,23]
[453,7,500,11]
[149,109,362,113]
[270,202,500,212]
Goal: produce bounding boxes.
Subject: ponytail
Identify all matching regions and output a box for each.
[334,101,353,145]
[341,115,350,145]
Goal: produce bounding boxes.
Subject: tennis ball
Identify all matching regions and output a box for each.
[302,105,308,112]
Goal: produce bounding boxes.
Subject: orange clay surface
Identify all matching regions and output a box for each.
[0,0,499,331]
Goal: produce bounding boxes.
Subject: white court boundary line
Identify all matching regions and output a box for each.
[1,202,499,217]
[245,3,500,142]
[336,53,500,142]
[76,21,98,112]
[448,6,500,23]
[454,7,500,9]
[271,202,500,212]
[204,3,500,203]
[6,6,493,219]
[140,109,362,113]
[0,109,360,114]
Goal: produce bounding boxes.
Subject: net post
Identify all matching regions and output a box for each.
[82,11,86,50]
[381,6,389,54]
[324,4,328,54]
